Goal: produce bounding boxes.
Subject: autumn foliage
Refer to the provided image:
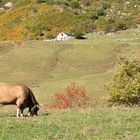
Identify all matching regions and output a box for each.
[45,83,91,110]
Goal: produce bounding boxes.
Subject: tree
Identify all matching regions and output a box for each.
[106,58,140,106]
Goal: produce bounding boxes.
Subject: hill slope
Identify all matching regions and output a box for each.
[0,0,140,40]
[0,28,139,103]
[0,29,140,140]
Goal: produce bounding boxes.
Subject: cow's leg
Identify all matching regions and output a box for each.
[20,109,24,117]
[28,108,31,117]
[16,99,25,117]
[16,108,20,118]
[28,111,31,117]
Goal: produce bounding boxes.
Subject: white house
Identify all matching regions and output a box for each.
[4,2,13,9]
[56,32,72,41]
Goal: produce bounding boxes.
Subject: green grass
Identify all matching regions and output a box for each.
[0,28,140,139]
[0,108,140,140]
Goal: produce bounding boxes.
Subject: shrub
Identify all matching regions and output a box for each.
[36,0,47,3]
[114,21,128,31]
[88,10,99,20]
[70,0,80,9]
[44,0,56,5]
[45,82,91,110]
[106,58,140,106]
[96,6,105,17]
[82,0,91,7]
[28,23,51,36]
[55,0,69,6]
[88,6,105,20]
[73,31,85,39]
[101,2,110,10]
[70,21,95,38]
[41,0,69,6]
[47,33,55,39]
[103,23,114,33]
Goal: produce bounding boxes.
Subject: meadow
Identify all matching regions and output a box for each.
[0,28,140,140]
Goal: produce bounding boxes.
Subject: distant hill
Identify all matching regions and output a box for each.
[0,0,139,40]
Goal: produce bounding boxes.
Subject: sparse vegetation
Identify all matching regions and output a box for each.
[0,0,140,40]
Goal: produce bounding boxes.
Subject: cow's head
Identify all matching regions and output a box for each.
[30,104,40,116]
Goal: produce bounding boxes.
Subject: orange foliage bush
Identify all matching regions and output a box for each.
[45,82,91,110]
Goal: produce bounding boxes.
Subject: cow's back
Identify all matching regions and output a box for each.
[0,83,29,104]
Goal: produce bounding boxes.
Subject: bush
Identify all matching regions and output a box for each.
[115,21,128,31]
[82,0,91,7]
[39,0,69,6]
[70,0,80,9]
[103,23,115,33]
[88,6,106,21]
[47,33,55,39]
[88,10,99,20]
[103,24,113,33]
[73,31,85,39]
[45,82,91,110]
[28,23,51,36]
[70,21,95,38]
[36,0,47,3]
[101,2,110,10]
[106,58,140,106]
[96,6,105,17]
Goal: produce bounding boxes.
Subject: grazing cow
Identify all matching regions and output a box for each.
[0,83,40,117]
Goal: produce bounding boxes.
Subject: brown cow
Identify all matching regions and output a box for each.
[0,83,40,117]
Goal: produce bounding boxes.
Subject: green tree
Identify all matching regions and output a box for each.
[106,58,140,106]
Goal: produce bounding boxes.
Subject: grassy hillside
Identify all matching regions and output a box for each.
[0,0,140,40]
[0,28,140,139]
[0,28,139,101]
